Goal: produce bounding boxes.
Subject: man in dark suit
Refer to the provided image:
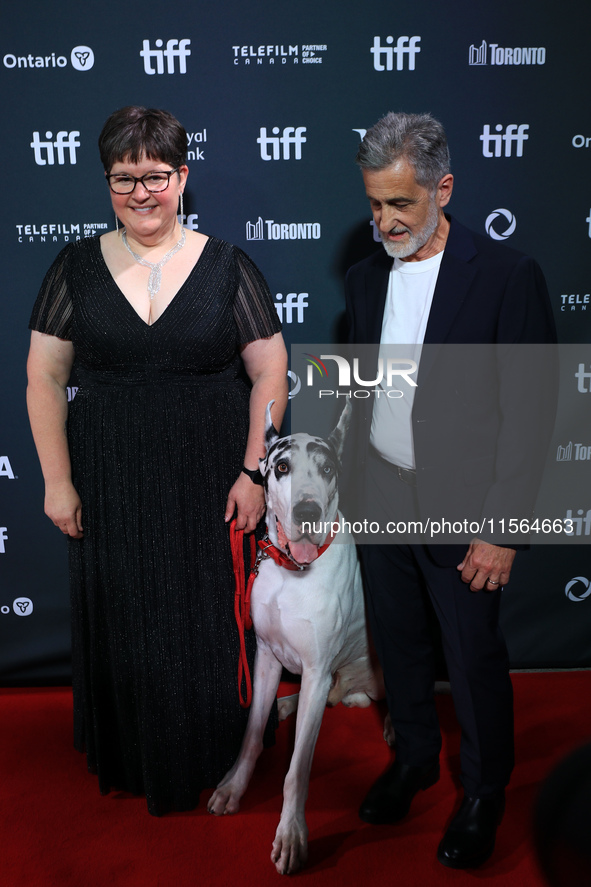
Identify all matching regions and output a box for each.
[344,112,556,869]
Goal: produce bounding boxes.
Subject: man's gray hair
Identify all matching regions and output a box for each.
[356,112,451,191]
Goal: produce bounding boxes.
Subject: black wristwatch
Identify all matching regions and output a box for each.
[242,466,264,486]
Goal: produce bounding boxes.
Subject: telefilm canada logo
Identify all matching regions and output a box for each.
[246,217,321,241]
[3,45,94,71]
[232,43,327,65]
[560,292,590,312]
[16,221,108,244]
[468,40,546,66]
[303,352,418,400]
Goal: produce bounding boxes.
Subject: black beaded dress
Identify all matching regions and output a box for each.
[29,235,281,815]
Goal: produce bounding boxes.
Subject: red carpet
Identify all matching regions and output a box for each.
[2,673,590,886]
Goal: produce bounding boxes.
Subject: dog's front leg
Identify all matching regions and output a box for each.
[271,670,333,875]
[208,643,282,816]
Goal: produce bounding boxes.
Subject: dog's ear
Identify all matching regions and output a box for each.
[327,397,352,462]
[264,400,279,450]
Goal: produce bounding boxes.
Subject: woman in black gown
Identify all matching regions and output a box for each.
[26,106,288,815]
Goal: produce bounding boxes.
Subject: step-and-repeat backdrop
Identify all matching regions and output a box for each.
[2,0,590,682]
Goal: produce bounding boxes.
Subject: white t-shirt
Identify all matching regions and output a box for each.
[370,250,444,469]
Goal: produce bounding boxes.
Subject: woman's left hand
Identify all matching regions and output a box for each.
[224,472,266,532]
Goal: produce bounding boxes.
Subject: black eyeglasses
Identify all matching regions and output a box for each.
[106,168,180,194]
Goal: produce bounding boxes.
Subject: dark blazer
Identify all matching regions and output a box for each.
[343,215,558,564]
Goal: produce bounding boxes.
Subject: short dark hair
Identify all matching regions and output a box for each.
[98,106,187,172]
[356,112,451,191]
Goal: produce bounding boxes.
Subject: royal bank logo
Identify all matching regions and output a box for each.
[140,39,191,74]
[468,41,546,66]
[246,217,321,241]
[232,44,327,65]
[30,131,80,166]
[557,442,591,462]
[485,208,516,241]
[275,292,309,323]
[565,577,591,601]
[3,45,94,71]
[371,36,421,71]
[480,124,529,157]
[186,130,206,161]
[257,127,307,161]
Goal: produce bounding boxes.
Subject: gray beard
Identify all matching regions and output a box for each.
[380,201,439,259]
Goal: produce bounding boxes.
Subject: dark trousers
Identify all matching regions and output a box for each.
[360,449,514,798]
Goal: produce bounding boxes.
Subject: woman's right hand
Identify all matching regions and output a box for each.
[45,480,83,538]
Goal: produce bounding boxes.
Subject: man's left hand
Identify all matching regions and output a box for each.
[457,539,516,591]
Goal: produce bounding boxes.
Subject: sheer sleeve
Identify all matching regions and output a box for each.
[29,243,75,340]
[232,247,282,345]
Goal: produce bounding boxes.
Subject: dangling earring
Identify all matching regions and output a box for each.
[179,192,184,223]
[115,213,119,233]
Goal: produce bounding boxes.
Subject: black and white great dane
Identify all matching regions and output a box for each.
[208,400,385,875]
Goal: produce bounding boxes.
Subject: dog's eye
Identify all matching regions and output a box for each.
[322,465,334,476]
[277,461,289,474]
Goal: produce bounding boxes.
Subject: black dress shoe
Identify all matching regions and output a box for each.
[359,760,440,824]
[437,792,505,869]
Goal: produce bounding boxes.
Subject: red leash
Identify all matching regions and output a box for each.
[230,519,257,708]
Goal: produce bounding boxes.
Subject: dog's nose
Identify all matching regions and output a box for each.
[293,500,322,526]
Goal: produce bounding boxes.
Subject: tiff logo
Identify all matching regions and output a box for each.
[480,124,529,157]
[258,126,307,160]
[586,209,591,238]
[31,131,80,165]
[140,39,191,74]
[275,293,308,323]
[0,528,7,554]
[371,36,421,71]
[575,364,591,392]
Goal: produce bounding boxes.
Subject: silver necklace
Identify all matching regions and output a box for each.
[122,227,186,299]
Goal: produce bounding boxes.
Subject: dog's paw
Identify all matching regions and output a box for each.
[207,784,242,816]
[271,819,309,875]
